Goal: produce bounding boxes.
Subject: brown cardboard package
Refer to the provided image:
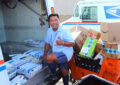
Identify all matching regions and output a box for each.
[70,26,88,53]
[95,39,103,53]
[70,26,101,53]
[101,42,120,59]
[88,29,101,39]
[101,22,120,42]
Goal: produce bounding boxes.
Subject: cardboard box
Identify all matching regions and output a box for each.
[79,37,98,58]
[101,22,120,42]
[79,29,101,58]
[70,26,88,52]
[88,29,101,39]
[95,39,103,53]
[70,26,101,53]
[101,42,120,59]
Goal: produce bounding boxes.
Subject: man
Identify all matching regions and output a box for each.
[43,13,74,85]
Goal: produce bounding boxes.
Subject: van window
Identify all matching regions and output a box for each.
[74,5,79,17]
[82,6,97,22]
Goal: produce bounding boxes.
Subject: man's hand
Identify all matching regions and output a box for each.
[56,37,75,47]
[40,54,47,61]
[56,37,64,46]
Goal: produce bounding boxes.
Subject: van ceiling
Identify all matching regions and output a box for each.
[2,0,39,9]
[2,0,19,9]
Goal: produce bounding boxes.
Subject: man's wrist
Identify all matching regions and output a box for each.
[62,41,64,46]
[44,52,47,56]
[44,54,47,56]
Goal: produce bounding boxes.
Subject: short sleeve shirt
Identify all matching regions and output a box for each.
[45,26,74,61]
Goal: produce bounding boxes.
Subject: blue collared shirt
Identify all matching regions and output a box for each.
[45,26,74,61]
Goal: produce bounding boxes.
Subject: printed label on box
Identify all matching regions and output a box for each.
[118,44,120,53]
[81,47,89,54]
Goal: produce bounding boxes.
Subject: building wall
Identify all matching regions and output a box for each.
[54,0,84,21]
[2,0,48,42]
[54,0,82,15]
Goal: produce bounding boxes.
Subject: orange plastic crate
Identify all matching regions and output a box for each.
[68,54,98,80]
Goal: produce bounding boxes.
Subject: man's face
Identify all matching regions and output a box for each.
[49,16,60,30]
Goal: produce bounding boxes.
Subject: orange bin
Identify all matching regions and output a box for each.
[68,54,120,84]
[99,58,120,84]
[68,54,98,80]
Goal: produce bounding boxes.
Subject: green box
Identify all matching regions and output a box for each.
[79,37,97,58]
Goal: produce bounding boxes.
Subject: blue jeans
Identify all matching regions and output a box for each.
[47,52,69,85]
[54,52,68,70]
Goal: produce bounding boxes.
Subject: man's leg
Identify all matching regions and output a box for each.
[46,52,69,85]
[56,53,69,85]
[46,53,58,80]
[61,64,69,85]
[47,61,56,77]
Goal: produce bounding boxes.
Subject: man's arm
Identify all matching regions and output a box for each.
[62,41,75,47]
[42,43,50,60]
[56,37,75,47]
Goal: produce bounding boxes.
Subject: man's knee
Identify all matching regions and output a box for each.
[46,53,57,63]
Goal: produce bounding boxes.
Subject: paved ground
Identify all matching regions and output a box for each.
[56,79,72,85]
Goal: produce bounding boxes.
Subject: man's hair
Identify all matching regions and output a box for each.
[48,13,59,22]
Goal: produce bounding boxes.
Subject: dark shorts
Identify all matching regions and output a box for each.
[54,52,68,70]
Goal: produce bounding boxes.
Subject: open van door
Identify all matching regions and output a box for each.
[0,46,10,85]
[45,0,54,16]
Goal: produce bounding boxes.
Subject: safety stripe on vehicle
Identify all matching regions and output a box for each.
[0,65,6,72]
[0,60,4,65]
[63,22,100,25]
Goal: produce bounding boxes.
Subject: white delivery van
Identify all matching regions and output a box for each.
[0,0,56,85]
[61,0,120,32]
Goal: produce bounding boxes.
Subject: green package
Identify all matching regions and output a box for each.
[79,37,97,58]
